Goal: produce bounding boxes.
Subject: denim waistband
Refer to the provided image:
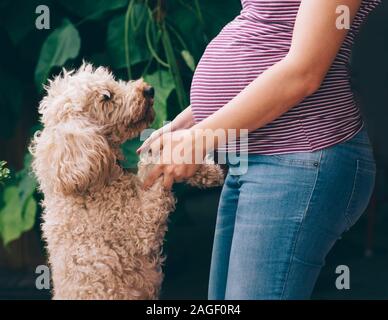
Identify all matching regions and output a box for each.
[218,127,374,173]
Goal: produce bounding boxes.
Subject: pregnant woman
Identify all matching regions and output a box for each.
[140,0,381,299]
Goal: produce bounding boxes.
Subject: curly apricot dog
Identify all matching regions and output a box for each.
[30,63,223,300]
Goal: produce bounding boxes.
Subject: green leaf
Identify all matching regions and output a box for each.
[121,138,142,169]
[90,52,110,66]
[22,196,37,231]
[168,3,206,60]
[168,0,241,60]
[106,6,151,70]
[0,153,38,245]
[0,184,37,245]
[161,24,188,110]
[198,0,241,38]
[57,0,127,21]
[0,161,10,184]
[0,186,23,245]
[181,50,196,71]
[144,70,175,129]
[18,154,37,229]
[34,19,81,88]
[17,170,37,206]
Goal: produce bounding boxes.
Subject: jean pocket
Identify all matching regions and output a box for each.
[344,159,376,230]
[269,151,322,169]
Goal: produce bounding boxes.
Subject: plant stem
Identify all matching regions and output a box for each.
[194,0,209,42]
[146,16,169,67]
[194,0,204,25]
[161,21,188,110]
[124,0,135,80]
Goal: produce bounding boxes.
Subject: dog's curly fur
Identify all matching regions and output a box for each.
[30,63,223,300]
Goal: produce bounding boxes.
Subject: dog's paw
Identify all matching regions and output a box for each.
[187,156,224,188]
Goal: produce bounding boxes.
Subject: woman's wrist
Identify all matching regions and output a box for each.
[189,126,216,161]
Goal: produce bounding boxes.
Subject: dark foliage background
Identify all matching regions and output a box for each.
[0,0,387,299]
[0,0,240,245]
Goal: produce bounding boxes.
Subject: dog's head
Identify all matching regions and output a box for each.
[39,63,155,143]
[30,63,155,196]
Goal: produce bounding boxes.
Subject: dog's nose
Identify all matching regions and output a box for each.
[143,86,155,99]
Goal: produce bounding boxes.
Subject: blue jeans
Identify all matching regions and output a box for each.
[209,128,376,300]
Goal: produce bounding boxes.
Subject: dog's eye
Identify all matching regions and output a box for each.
[100,89,112,101]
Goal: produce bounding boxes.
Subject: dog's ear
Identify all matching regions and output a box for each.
[30,119,117,196]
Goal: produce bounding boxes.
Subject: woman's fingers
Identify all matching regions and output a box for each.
[143,165,164,189]
[149,137,164,157]
[142,129,202,190]
[143,164,174,190]
[136,132,160,154]
[143,164,200,190]
[136,137,152,154]
[163,173,175,190]
[137,123,174,154]
[137,136,163,158]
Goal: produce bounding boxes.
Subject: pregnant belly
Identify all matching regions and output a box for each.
[190,32,288,122]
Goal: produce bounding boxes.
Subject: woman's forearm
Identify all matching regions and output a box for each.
[171,105,195,131]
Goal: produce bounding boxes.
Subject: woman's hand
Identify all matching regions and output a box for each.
[137,106,195,155]
[143,129,204,190]
[143,162,200,190]
[136,122,172,155]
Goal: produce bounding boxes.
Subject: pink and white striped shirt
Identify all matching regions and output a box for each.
[190,0,381,154]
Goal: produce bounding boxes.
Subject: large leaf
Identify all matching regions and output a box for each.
[0,187,23,245]
[181,50,196,71]
[16,154,37,205]
[0,155,38,245]
[57,0,127,21]
[198,0,241,38]
[167,2,207,61]
[168,0,241,60]
[161,25,188,110]
[121,138,143,169]
[106,5,151,70]
[0,185,38,245]
[34,19,81,88]
[144,70,175,129]
[22,196,37,231]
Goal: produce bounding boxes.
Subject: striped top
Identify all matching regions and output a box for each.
[190,0,381,154]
